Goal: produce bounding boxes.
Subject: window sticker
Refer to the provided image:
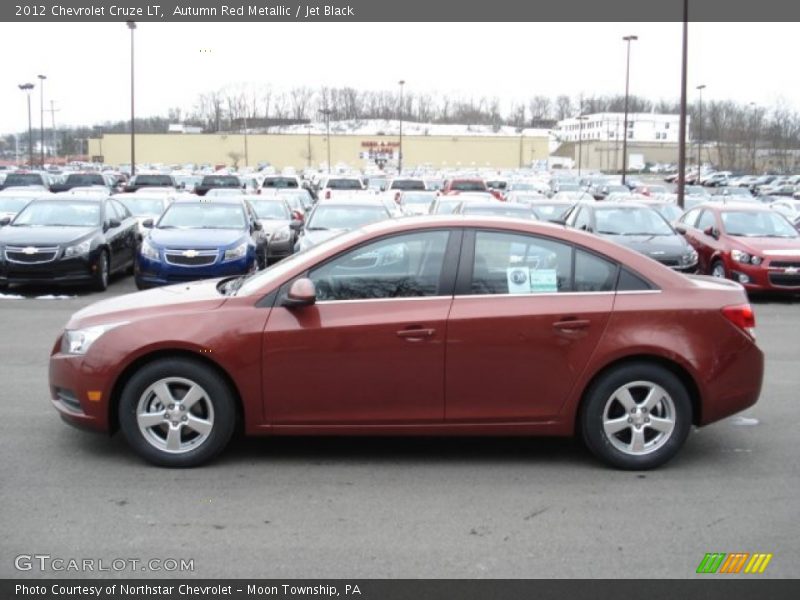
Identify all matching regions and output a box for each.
[506,267,558,294]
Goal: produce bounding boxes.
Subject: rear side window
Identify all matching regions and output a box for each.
[617,268,655,291]
[574,250,618,292]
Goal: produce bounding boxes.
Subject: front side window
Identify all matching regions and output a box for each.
[309,230,450,301]
[470,231,573,295]
[696,210,716,231]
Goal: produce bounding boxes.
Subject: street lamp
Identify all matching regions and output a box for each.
[621,34,638,185]
[319,108,331,173]
[577,115,589,176]
[37,74,46,166]
[696,84,706,182]
[18,83,34,167]
[398,79,405,174]
[127,20,137,176]
[749,102,758,173]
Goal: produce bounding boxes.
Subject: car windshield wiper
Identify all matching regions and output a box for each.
[596,230,621,235]
[307,226,328,231]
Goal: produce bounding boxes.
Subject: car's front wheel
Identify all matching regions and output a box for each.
[580,362,692,470]
[118,358,236,467]
[93,250,109,292]
[711,260,727,279]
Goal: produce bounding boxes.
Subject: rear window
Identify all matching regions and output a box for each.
[262,178,299,189]
[451,180,487,192]
[391,179,426,191]
[66,174,105,185]
[133,175,173,186]
[5,174,44,186]
[326,179,363,190]
[201,176,240,187]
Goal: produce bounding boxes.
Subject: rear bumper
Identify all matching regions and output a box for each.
[699,341,764,426]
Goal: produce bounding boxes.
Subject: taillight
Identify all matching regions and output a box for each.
[325,190,331,199]
[395,192,401,204]
[722,303,756,339]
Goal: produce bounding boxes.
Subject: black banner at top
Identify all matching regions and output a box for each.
[2,0,800,22]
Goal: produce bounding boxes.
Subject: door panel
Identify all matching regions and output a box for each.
[263,298,451,424]
[446,294,613,421]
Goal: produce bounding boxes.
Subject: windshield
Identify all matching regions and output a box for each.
[133,175,172,186]
[595,207,674,236]
[0,196,34,214]
[262,178,298,188]
[250,200,290,220]
[66,174,105,185]
[531,203,572,220]
[326,179,363,190]
[13,201,100,227]
[158,203,245,229]
[402,193,435,205]
[462,205,535,218]
[391,179,427,191]
[307,205,388,230]
[5,174,43,186]
[722,210,798,238]
[653,204,683,222]
[201,176,240,187]
[119,197,167,216]
[450,181,486,191]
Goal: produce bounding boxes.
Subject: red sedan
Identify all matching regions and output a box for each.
[50,216,763,469]
[676,202,800,292]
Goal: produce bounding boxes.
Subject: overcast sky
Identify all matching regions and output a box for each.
[0,22,797,135]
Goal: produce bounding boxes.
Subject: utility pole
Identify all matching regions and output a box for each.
[38,74,46,166]
[621,35,638,185]
[47,101,60,160]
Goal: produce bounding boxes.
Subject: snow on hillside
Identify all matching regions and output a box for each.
[271,119,553,139]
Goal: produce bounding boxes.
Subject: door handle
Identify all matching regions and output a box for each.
[396,328,436,340]
[553,319,590,331]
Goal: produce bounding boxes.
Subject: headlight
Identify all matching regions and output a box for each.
[731,249,751,264]
[270,228,291,242]
[223,241,248,262]
[750,255,763,266]
[682,249,698,266]
[63,239,92,258]
[60,322,128,355]
[140,239,160,260]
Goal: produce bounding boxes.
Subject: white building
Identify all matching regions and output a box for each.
[555,113,688,144]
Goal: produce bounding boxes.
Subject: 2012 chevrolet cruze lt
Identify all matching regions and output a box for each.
[49,216,763,469]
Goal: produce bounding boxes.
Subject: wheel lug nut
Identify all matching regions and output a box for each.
[179,405,185,411]
[182,416,187,422]
[627,417,633,423]
[645,418,650,423]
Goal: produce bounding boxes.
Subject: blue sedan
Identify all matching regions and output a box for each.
[134,197,265,289]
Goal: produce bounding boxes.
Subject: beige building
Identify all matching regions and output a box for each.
[88,133,549,170]
[552,140,684,172]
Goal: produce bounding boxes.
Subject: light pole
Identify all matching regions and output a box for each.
[127,20,137,176]
[18,83,34,167]
[306,124,312,169]
[677,1,689,209]
[577,115,588,176]
[696,85,705,182]
[37,74,46,166]
[621,34,638,186]
[319,109,331,173]
[398,79,405,174]
[749,102,758,173]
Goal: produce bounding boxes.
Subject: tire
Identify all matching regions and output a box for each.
[710,260,727,279]
[93,250,110,292]
[580,362,692,470]
[118,358,236,467]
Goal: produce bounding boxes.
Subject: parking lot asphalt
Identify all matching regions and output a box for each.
[0,276,798,579]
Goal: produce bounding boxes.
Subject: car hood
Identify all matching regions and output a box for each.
[728,236,800,256]
[0,226,96,246]
[148,228,245,248]
[601,233,690,257]
[67,278,227,329]
[257,219,291,235]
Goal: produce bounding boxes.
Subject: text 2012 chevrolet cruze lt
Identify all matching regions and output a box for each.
[49,216,763,469]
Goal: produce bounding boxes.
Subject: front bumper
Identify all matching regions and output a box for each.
[49,348,112,433]
[136,252,254,287]
[0,253,98,286]
[726,260,800,292]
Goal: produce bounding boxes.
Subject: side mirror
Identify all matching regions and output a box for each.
[703,226,719,239]
[0,217,10,226]
[282,278,316,308]
[380,185,387,192]
[108,218,121,229]
[142,218,154,229]
[252,220,263,231]
[674,223,687,234]
[289,219,303,231]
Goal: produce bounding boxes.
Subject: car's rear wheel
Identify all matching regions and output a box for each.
[93,250,109,291]
[711,260,727,279]
[118,358,236,467]
[580,362,692,470]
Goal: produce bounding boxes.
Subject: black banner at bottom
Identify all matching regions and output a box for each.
[3,580,800,600]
